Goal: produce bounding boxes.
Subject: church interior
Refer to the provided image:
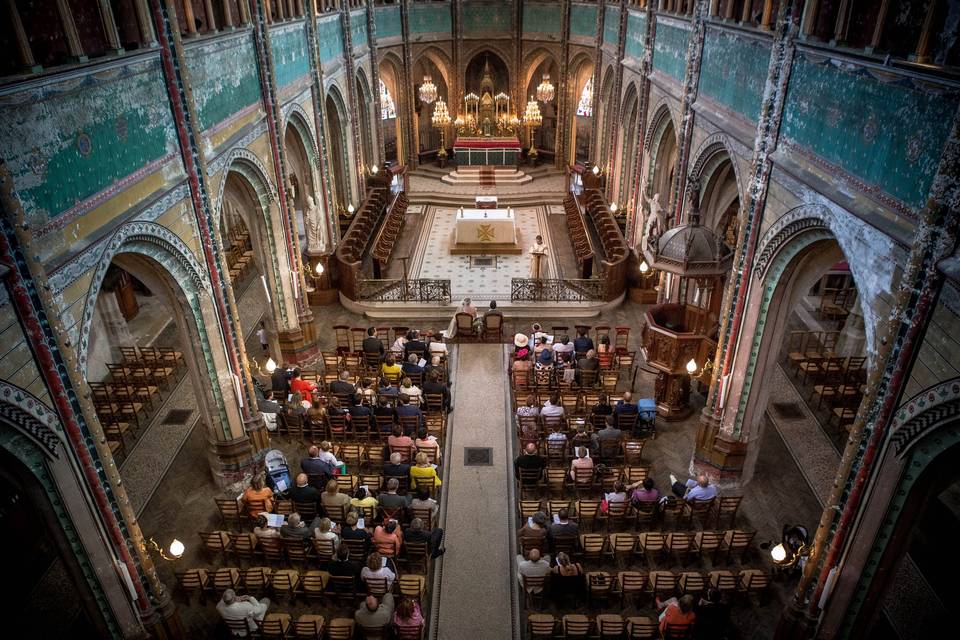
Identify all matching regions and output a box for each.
[1,1,959,638]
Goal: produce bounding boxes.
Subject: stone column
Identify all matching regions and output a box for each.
[554,0,571,169]
[365,0,385,164]
[399,0,418,169]
[96,0,125,53]
[55,0,88,60]
[221,0,235,29]
[5,0,42,72]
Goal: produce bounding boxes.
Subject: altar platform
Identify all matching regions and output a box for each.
[453,136,521,166]
[451,207,521,255]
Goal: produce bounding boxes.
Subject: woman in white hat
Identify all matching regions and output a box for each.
[510,333,533,375]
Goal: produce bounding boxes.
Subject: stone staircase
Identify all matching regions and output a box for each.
[440,165,533,186]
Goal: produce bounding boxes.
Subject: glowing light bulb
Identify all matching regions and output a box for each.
[315,262,324,275]
[265,358,277,373]
[685,358,697,374]
[771,543,787,563]
[639,260,649,274]
[347,204,355,214]
[609,202,618,213]
[591,165,600,176]
[371,164,379,175]
[169,539,185,558]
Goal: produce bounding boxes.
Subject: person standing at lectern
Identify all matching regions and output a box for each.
[530,235,548,279]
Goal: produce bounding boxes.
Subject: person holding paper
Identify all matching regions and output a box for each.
[253,515,281,539]
[529,235,548,279]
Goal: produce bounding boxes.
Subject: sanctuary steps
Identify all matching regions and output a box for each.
[441,166,533,186]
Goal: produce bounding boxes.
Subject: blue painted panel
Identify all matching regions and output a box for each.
[698,29,767,121]
[603,5,620,47]
[374,5,402,39]
[351,9,368,49]
[782,53,957,210]
[409,3,452,35]
[625,11,646,59]
[570,3,597,38]
[186,36,261,130]
[652,21,688,82]
[271,25,310,88]
[462,1,512,34]
[523,2,562,36]
[317,15,344,62]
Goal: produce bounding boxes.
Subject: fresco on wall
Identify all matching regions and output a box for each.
[317,15,345,62]
[186,35,261,130]
[522,2,561,37]
[570,3,598,38]
[652,21,688,82]
[0,58,178,223]
[699,29,767,122]
[603,5,620,47]
[462,1,512,34]
[625,11,646,60]
[375,5,402,39]
[271,24,311,88]
[782,52,958,211]
[409,2,452,35]
[351,8,368,50]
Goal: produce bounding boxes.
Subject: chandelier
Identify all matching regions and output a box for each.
[523,97,542,127]
[536,74,555,103]
[419,75,437,104]
[431,98,451,127]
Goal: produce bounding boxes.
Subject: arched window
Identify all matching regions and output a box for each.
[380,79,396,120]
[576,77,593,117]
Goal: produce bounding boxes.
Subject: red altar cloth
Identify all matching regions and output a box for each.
[453,136,522,150]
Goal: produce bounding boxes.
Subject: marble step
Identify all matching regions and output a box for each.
[408,192,565,208]
[340,292,624,319]
[441,170,533,185]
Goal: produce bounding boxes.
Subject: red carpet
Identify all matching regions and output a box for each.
[479,166,495,187]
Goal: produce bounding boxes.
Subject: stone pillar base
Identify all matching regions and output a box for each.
[656,372,692,421]
[774,600,820,640]
[278,310,319,364]
[138,592,185,640]
[208,428,268,488]
[693,409,747,478]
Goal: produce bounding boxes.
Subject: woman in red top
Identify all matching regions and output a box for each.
[659,594,696,635]
[289,368,317,396]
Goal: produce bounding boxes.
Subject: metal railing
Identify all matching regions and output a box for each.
[510,278,608,302]
[357,278,452,303]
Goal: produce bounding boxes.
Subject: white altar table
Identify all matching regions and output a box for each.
[451,208,521,254]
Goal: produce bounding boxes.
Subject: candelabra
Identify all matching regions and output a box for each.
[431,98,452,166]
[536,74,555,103]
[522,97,543,163]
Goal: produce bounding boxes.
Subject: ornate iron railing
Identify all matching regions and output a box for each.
[357,278,452,303]
[510,278,608,302]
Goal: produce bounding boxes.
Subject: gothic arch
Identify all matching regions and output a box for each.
[891,378,960,457]
[521,47,560,94]
[75,221,209,374]
[688,133,746,216]
[355,67,375,167]
[413,45,454,94]
[596,65,617,161]
[325,84,352,207]
[0,380,63,459]
[283,105,320,165]
[643,101,679,156]
[212,147,279,228]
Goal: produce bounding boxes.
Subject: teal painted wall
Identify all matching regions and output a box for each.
[570,3,597,38]
[271,26,311,88]
[374,5,401,39]
[317,16,344,63]
[351,9,368,49]
[625,11,646,59]
[652,21,688,82]
[782,53,957,210]
[0,59,178,221]
[462,1,512,34]
[603,5,620,47]
[186,36,261,130]
[699,30,767,122]
[409,3,452,35]
[523,2,562,36]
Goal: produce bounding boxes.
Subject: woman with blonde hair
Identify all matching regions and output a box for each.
[410,451,441,489]
[241,474,273,518]
[400,376,423,406]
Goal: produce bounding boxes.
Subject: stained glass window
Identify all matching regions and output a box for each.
[380,80,396,120]
[576,77,593,117]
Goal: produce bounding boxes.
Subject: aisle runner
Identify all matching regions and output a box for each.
[433,344,519,639]
[480,165,496,187]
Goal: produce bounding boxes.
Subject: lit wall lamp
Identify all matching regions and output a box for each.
[685,357,713,379]
[591,164,601,176]
[609,202,618,214]
[370,164,379,176]
[265,358,277,373]
[142,537,185,561]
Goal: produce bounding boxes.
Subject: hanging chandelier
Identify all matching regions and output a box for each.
[536,73,555,103]
[419,75,437,104]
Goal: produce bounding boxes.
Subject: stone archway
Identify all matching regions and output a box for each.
[355,68,375,169]
[568,53,595,165]
[596,65,616,164]
[617,81,641,208]
[325,86,352,212]
[522,48,560,156]
[645,104,679,219]
[284,111,328,253]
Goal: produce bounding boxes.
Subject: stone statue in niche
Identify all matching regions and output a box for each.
[642,191,664,252]
[305,194,322,253]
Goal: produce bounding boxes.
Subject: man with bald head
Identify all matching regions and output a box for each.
[355,593,395,627]
[514,442,545,487]
[670,472,718,502]
[217,588,271,634]
[516,548,552,593]
[289,472,320,508]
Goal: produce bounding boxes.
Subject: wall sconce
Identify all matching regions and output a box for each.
[609,202,618,213]
[142,537,184,561]
[685,358,713,378]
[346,203,355,215]
[314,262,324,276]
[591,165,601,176]
[370,164,379,175]
[265,358,277,373]
[639,260,650,274]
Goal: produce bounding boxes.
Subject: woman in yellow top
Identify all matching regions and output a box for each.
[410,451,441,489]
[381,354,402,381]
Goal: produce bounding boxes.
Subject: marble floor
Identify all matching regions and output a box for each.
[410,205,562,301]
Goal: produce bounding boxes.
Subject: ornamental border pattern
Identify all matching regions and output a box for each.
[890,377,960,456]
[688,132,747,214]
[0,380,63,456]
[753,204,832,281]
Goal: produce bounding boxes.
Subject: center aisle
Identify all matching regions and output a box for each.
[433,343,520,639]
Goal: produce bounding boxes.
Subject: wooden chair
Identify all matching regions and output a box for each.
[174,568,209,603]
[198,530,233,562]
[709,569,739,596]
[270,569,301,602]
[215,498,243,530]
[616,571,647,608]
[713,496,742,528]
[562,614,592,638]
[637,532,666,565]
[455,313,477,339]
[326,618,356,640]
[230,532,259,565]
[738,569,771,602]
[693,530,725,564]
[483,312,503,342]
[625,616,658,639]
[587,571,615,608]
[668,532,695,565]
[292,615,325,640]
[723,529,756,563]
[241,566,273,596]
[595,614,625,640]
[528,613,557,639]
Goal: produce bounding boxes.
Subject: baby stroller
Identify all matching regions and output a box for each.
[264,449,292,495]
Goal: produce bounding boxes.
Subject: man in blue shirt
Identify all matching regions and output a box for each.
[573,327,594,354]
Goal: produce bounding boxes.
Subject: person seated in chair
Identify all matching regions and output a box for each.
[289,473,321,509]
[383,453,411,482]
[329,545,362,590]
[405,515,445,558]
[575,349,600,385]
[362,327,385,359]
[217,588,271,635]
[402,353,424,378]
[380,354,402,380]
[613,391,638,417]
[422,369,452,412]
[351,393,373,419]
[573,328,594,354]
[548,508,579,543]
[378,476,411,513]
[552,334,575,356]
[329,370,356,397]
[516,548,551,593]
[591,415,623,455]
[669,472,719,502]
[483,300,503,329]
[395,393,424,432]
[355,593,395,628]
[340,510,372,552]
[403,330,429,362]
[514,442,545,484]
[289,368,317,396]
[280,512,315,540]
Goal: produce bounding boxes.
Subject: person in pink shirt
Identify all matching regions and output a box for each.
[569,446,594,480]
[393,597,424,633]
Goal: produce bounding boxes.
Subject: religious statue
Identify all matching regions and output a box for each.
[529,234,548,279]
[642,191,664,252]
[305,194,322,253]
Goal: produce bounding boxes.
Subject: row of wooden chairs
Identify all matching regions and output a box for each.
[513,390,649,418]
[223,612,423,640]
[275,411,446,445]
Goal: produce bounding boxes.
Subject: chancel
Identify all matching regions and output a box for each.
[1,1,957,639]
